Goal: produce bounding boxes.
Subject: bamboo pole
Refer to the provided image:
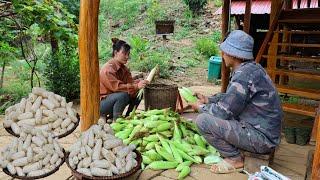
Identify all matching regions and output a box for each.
[244,0,252,34]
[221,0,231,93]
[78,0,100,131]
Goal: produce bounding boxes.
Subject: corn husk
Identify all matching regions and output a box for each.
[137,65,159,100]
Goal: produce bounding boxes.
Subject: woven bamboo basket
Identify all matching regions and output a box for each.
[144,83,178,111]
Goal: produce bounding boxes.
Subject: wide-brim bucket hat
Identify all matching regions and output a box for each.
[220,30,254,60]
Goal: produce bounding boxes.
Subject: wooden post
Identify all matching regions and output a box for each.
[244,0,252,34]
[267,0,283,83]
[255,0,283,64]
[78,0,100,131]
[221,0,231,93]
[285,0,293,9]
[311,106,319,144]
[312,106,320,179]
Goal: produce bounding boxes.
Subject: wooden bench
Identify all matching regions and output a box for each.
[242,149,275,174]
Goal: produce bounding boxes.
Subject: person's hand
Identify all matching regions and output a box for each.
[137,80,149,89]
[194,93,208,104]
[188,101,204,112]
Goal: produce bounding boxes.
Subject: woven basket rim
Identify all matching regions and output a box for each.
[3,149,66,179]
[65,149,142,180]
[4,114,80,139]
[145,83,178,90]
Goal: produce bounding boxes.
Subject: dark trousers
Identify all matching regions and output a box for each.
[195,113,276,158]
[100,92,140,120]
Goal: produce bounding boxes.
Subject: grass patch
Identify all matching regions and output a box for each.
[195,37,219,58]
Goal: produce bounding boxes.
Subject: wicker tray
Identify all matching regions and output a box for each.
[3,149,66,179]
[4,114,80,139]
[65,150,142,180]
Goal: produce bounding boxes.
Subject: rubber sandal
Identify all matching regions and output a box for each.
[210,159,244,174]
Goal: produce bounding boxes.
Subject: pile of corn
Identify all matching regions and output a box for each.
[4,87,78,137]
[67,118,139,177]
[111,109,220,179]
[0,128,64,177]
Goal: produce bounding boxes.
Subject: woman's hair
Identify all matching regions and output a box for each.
[111,38,131,57]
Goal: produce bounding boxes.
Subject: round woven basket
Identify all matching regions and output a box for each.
[3,149,66,179]
[144,83,178,111]
[4,114,80,139]
[65,150,142,180]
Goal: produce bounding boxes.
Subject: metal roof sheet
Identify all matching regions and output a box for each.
[215,0,319,15]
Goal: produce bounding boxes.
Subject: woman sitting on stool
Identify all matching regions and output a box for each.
[99,38,148,120]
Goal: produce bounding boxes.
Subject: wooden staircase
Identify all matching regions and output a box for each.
[255,4,320,141]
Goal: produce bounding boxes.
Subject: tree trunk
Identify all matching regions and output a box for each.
[0,61,5,89]
[50,34,59,55]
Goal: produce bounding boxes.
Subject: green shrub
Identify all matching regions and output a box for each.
[212,30,222,43]
[183,0,208,15]
[146,0,166,23]
[0,81,29,114]
[44,47,80,101]
[129,35,150,65]
[195,38,219,58]
[130,36,149,53]
[104,0,145,30]
[213,0,222,7]
[129,51,171,78]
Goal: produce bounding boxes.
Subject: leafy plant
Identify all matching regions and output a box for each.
[129,51,171,78]
[195,38,219,58]
[184,58,199,67]
[11,0,78,58]
[146,0,166,23]
[280,95,300,104]
[105,0,145,30]
[213,0,222,7]
[59,0,80,23]
[183,0,208,15]
[44,48,80,101]
[212,30,222,43]
[0,81,30,114]
[0,42,17,88]
[130,36,149,54]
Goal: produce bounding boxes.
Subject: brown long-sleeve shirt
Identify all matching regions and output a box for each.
[100,59,138,100]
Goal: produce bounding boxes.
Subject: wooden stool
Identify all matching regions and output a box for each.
[242,149,275,174]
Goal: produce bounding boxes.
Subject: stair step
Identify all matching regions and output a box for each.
[262,55,320,63]
[279,19,320,24]
[282,103,316,117]
[277,85,320,100]
[269,69,320,81]
[268,43,320,48]
[280,8,320,24]
[274,30,320,35]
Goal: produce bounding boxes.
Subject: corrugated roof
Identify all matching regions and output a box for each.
[215,0,319,15]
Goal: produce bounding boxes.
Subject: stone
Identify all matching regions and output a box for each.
[189,166,247,180]
[161,169,179,179]
[151,176,173,180]
[138,169,164,180]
